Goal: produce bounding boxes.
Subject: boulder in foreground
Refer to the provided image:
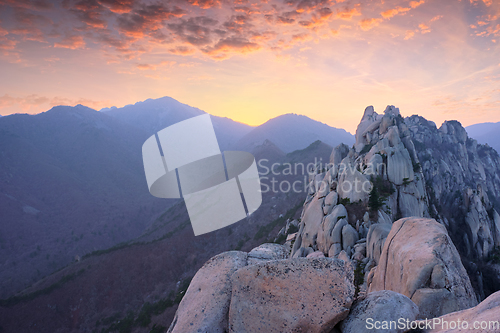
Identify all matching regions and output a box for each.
[368,217,477,319]
[229,257,354,333]
[168,251,248,333]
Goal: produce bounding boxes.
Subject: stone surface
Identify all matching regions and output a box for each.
[317,204,347,254]
[168,251,248,333]
[368,218,477,319]
[228,258,354,333]
[337,169,370,203]
[342,224,359,250]
[307,251,325,258]
[366,223,391,265]
[340,290,419,333]
[247,243,289,265]
[300,196,325,250]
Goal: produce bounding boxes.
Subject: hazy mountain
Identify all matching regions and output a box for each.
[102,97,254,150]
[233,113,354,153]
[0,105,170,298]
[466,122,500,153]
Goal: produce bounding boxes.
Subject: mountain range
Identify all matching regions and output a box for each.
[0,96,351,301]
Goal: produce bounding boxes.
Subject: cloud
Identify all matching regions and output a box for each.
[418,23,430,34]
[54,35,86,49]
[250,30,277,41]
[380,0,425,19]
[117,3,185,38]
[203,36,261,58]
[359,18,382,31]
[0,94,111,114]
[168,45,196,54]
[404,30,415,40]
[284,0,333,14]
[336,7,361,20]
[291,32,312,43]
[0,0,53,10]
[136,60,175,70]
[381,7,410,19]
[69,0,108,29]
[276,10,301,25]
[186,0,221,9]
[98,0,135,13]
[0,94,49,110]
[167,17,216,46]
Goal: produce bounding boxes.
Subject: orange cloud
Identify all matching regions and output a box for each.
[97,0,135,14]
[404,30,415,40]
[419,23,431,33]
[359,18,382,31]
[381,0,424,19]
[187,0,221,9]
[203,37,261,59]
[409,0,425,8]
[336,7,361,20]
[0,37,17,50]
[54,35,85,49]
[381,7,410,19]
[291,32,312,43]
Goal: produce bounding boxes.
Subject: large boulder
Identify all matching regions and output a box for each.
[340,290,419,333]
[425,290,500,332]
[367,217,477,319]
[228,258,354,333]
[247,243,288,265]
[168,251,248,333]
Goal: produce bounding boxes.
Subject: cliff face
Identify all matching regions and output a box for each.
[292,106,500,262]
[406,115,500,259]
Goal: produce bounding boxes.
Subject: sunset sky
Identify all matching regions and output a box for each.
[0,0,499,132]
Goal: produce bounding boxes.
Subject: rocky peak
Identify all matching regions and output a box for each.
[291,105,500,300]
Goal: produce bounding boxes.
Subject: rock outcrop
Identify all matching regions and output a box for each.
[406,116,500,260]
[168,251,248,333]
[247,243,289,265]
[340,290,419,333]
[367,217,477,319]
[229,258,354,333]
[425,290,500,333]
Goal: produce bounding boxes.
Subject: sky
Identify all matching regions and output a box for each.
[0,0,499,132]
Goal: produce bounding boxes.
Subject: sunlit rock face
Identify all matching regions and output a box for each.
[367,217,477,319]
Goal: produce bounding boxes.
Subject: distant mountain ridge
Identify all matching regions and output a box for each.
[102,97,354,153]
[233,113,354,153]
[102,97,253,151]
[466,121,500,153]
